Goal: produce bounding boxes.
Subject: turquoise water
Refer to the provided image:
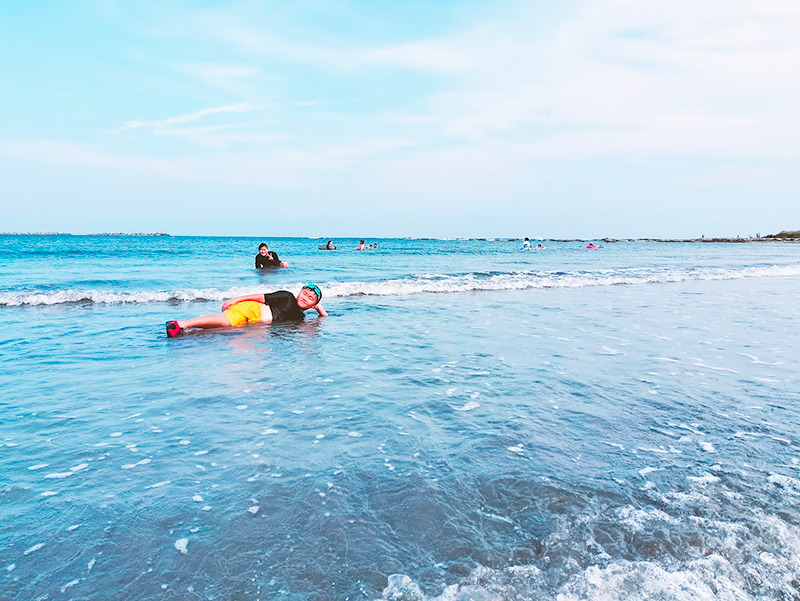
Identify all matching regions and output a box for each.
[1,235,800,600]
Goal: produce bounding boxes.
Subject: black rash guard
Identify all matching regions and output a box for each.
[263,291,306,321]
[255,251,281,268]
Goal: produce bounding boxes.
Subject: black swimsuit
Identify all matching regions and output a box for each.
[255,251,281,268]
[263,291,305,321]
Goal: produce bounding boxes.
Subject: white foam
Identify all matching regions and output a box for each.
[478,511,514,525]
[45,471,73,479]
[348,431,362,437]
[60,579,80,593]
[174,538,188,554]
[248,506,260,514]
[24,543,44,555]
[6,263,800,306]
[121,458,151,470]
[28,463,49,470]
[688,473,720,484]
[768,473,800,495]
[144,480,171,489]
[638,446,670,454]
[692,363,739,374]
[616,506,676,532]
[559,554,746,600]
[699,441,715,453]
[455,401,480,411]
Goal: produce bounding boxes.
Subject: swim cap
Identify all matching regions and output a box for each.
[303,284,322,302]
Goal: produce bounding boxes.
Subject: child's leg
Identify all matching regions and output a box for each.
[177,314,233,329]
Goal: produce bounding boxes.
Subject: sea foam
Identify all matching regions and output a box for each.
[4,264,800,306]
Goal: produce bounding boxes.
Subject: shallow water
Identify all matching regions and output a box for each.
[1,236,799,600]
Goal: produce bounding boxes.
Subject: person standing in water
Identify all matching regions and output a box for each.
[165,285,327,337]
[255,242,289,268]
[355,239,366,250]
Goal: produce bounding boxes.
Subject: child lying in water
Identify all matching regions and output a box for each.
[166,284,327,337]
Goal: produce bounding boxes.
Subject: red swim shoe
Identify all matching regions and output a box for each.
[165,320,182,338]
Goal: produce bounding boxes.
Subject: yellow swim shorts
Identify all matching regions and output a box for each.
[223,301,262,327]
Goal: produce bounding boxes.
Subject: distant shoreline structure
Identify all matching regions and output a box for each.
[599,230,800,244]
[1,232,171,237]
[1,231,797,242]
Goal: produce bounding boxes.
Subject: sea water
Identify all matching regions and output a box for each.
[1,235,799,600]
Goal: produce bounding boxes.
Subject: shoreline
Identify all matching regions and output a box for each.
[600,236,800,244]
[1,233,798,243]
[0,232,171,237]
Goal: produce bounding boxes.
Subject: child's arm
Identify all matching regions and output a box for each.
[221,293,265,312]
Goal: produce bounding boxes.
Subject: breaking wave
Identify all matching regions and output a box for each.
[2,264,799,307]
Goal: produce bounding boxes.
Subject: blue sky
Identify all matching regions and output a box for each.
[1,0,799,237]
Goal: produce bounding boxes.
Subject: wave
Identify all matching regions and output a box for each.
[2,264,799,307]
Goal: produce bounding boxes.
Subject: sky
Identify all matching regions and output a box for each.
[1,0,799,238]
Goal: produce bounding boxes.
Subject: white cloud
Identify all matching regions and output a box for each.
[120,102,264,131]
[173,63,262,98]
[150,126,288,149]
[294,100,336,107]
[352,0,800,161]
[0,139,190,176]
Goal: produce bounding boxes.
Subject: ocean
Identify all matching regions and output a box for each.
[1,234,799,600]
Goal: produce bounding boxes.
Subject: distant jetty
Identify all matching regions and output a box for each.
[1,232,171,237]
[638,230,800,243]
[585,231,800,244]
[90,233,171,237]
[2,232,74,236]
